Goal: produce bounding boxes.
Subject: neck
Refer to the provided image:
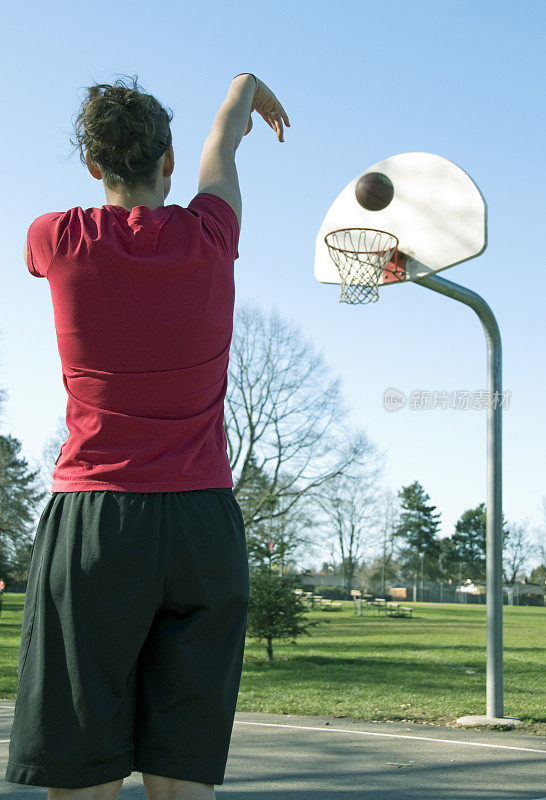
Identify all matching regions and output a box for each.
[104,191,165,211]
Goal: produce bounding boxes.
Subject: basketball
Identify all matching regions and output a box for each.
[355,172,394,211]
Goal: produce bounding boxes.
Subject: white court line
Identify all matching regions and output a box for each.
[234,720,546,755]
[2,706,545,756]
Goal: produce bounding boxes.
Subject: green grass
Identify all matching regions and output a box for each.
[2,595,545,736]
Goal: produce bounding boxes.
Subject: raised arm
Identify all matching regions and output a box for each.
[198,74,290,228]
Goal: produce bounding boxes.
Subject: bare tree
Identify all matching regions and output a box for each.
[310,452,385,592]
[503,517,537,584]
[35,416,69,498]
[240,464,325,572]
[376,488,402,594]
[533,495,546,567]
[226,303,376,529]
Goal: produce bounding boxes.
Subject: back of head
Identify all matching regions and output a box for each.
[71,73,174,192]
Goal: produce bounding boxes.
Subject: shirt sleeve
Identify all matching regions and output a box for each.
[187,193,240,261]
[26,211,66,278]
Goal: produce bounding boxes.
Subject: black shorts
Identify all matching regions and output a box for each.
[5,488,249,789]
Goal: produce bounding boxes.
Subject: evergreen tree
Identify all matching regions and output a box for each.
[530,564,546,585]
[395,481,441,581]
[437,535,461,582]
[246,566,321,661]
[0,433,48,588]
[452,503,487,583]
[451,503,510,584]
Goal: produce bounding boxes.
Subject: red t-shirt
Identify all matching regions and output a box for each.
[26,193,240,492]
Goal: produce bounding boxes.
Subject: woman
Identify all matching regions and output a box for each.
[6,73,290,800]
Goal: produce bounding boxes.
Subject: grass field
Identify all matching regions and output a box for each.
[1,595,545,736]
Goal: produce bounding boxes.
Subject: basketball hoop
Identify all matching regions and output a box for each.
[324,228,399,304]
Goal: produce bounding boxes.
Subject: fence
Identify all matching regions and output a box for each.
[299,574,544,606]
[383,580,544,606]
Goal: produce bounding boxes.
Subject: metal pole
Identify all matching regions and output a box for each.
[413,273,515,723]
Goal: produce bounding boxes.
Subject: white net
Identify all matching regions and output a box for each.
[324,228,399,304]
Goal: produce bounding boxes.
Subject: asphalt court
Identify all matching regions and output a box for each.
[1,705,545,798]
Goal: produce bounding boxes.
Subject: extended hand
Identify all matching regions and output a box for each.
[244,78,291,142]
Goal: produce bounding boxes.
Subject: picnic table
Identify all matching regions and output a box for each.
[294,592,332,610]
[319,598,343,611]
[361,599,413,618]
[386,602,413,618]
[364,598,388,613]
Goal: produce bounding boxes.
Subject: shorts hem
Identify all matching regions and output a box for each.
[134,750,226,786]
[5,752,134,789]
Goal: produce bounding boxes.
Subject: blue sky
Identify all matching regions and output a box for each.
[2,0,545,567]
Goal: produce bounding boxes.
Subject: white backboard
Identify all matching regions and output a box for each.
[315,152,487,287]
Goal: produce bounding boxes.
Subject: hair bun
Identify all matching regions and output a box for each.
[71,73,174,191]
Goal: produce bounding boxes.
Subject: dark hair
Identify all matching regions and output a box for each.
[70,74,174,192]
